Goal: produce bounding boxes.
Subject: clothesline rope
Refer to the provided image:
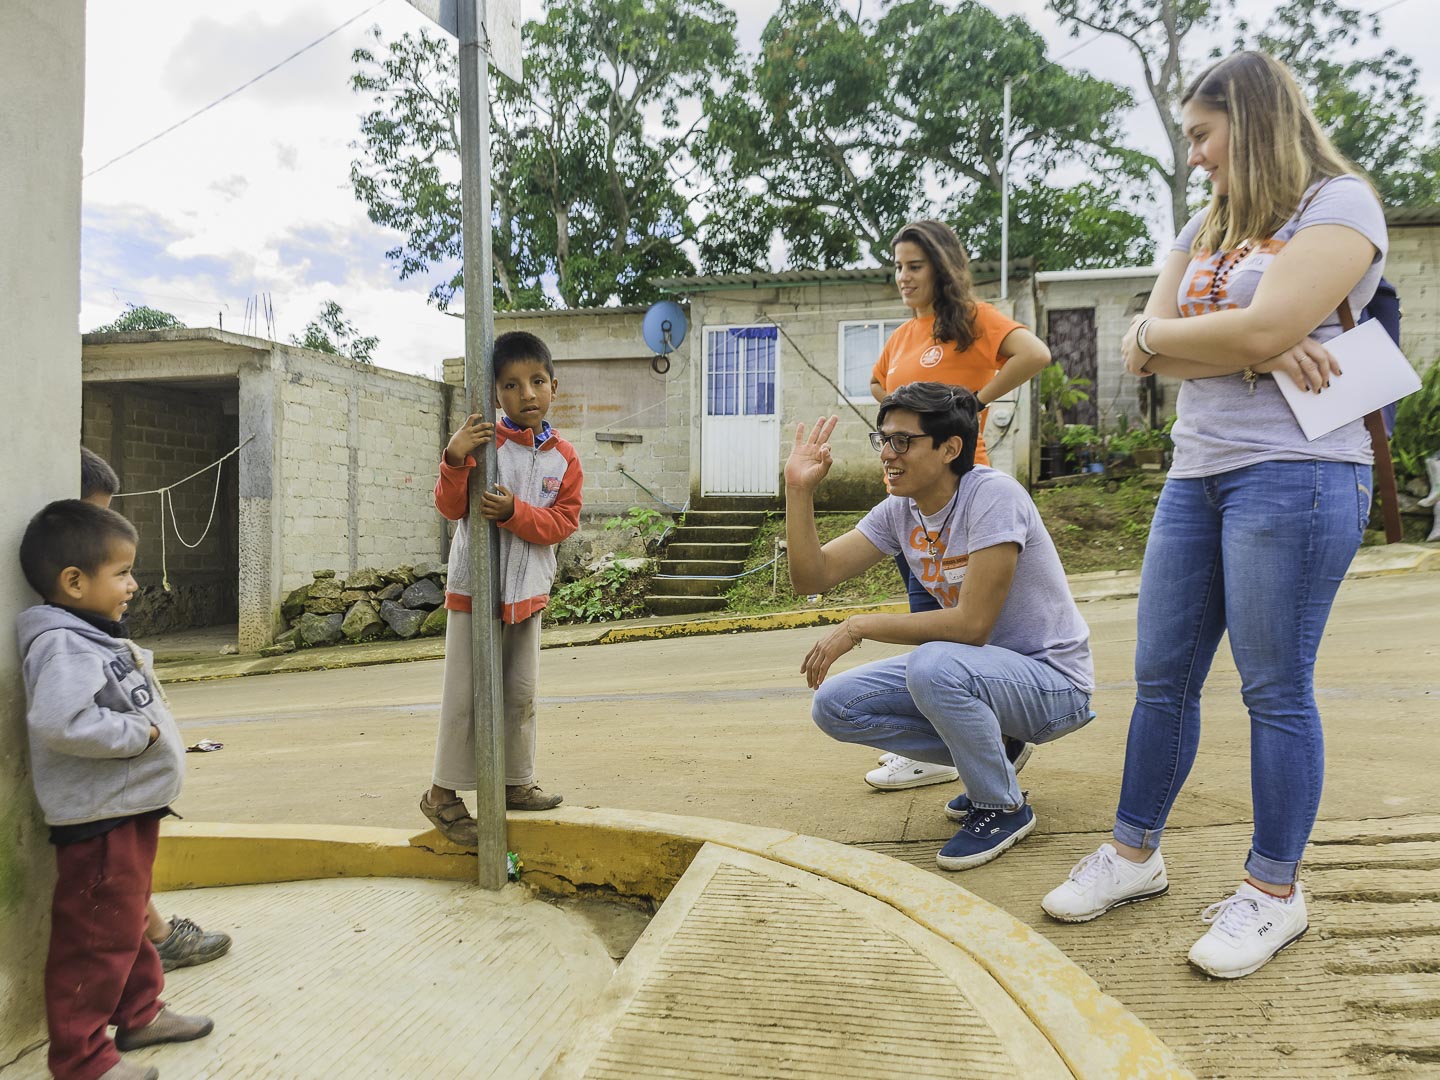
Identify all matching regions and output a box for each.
[111,434,255,590]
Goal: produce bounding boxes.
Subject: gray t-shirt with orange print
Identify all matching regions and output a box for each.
[1167,175,1388,479]
[856,466,1094,692]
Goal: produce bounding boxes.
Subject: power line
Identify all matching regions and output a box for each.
[1051,31,1105,64]
[84,0,391,180]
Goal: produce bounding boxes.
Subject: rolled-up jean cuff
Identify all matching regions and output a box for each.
[1244,849,1299,886]
[1113,819,1164,852]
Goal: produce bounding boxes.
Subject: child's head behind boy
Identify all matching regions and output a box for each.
[80,446,121,507]
[21,500,138,623]
[494,330,557,436]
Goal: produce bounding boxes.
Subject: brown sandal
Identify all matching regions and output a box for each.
[420,793,478,846]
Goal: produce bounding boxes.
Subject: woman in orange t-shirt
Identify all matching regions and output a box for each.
[870,219,1051,464]
[861,219,1052,794]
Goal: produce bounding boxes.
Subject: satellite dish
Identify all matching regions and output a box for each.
[642,301,687,374]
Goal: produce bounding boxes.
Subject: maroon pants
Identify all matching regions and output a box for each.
[46,816,165,1080]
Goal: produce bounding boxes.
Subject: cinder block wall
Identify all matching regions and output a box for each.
[1037,274,1180,431]
[275,346,450,591]
[82,384,240,634]
[1389,224,1440,367]
[687,279,1037,507]
[447,309,692,517]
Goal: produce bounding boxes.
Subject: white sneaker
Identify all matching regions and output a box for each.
[1187,881,1308,979]
[864,755,959,790]
[1041,842,1169,922]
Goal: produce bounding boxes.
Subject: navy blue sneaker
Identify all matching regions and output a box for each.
[936,802,1036,870]
[944,739,1032,822]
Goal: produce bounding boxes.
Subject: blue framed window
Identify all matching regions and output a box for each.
[707,326,777,417]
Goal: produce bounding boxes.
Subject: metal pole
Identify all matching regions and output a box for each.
[457,0,507,889]
[1000,79,1010,302]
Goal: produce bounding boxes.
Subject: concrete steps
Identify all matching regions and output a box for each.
[644,510,770,616]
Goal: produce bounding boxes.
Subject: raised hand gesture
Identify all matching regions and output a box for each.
[784,416,839,494]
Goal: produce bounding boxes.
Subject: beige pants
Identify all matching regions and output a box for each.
[432,609,539,789]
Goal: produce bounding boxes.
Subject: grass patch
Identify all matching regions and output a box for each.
[724,475,1170,616]
[1030,474,1164,574]
[725,512,902,616]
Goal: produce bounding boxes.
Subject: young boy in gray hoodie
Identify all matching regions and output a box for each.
[17,500,213,1080]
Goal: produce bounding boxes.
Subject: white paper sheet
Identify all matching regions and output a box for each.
[1274,318,1421,441]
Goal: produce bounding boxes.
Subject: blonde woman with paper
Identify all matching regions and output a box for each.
[1041,51,1388,980]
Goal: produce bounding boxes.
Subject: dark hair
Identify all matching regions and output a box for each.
[19,499,138,599]
[876,382,980,477]
[80,446,120,499]
[493,331,554,379]
[890,219,979,352]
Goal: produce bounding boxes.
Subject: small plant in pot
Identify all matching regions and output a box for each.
[1109,420,1173,471]
[1037,363,1093,478]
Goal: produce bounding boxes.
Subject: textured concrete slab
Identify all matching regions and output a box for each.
[548,843,1070,1080]
[0,879,616,1080]
[858,813,1440,1078]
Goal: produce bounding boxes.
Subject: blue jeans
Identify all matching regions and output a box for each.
[1115,460,1370,884]
[895,554,942,613]
[812,643,1092,809]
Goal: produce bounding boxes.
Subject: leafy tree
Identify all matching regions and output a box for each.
[1238,0,1440,206]
[704,0,1152,272]
[350,0,741,310]
[90,304,186,333]
[1050,0,1440,228]
[1047,0,1230,233]
[290,300,379,364]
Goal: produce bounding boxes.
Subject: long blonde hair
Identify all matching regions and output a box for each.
[1184,51,1363,253]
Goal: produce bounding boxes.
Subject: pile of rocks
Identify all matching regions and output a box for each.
[265,563,449,656]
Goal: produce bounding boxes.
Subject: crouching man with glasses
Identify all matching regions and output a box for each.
[786,382,1096,869]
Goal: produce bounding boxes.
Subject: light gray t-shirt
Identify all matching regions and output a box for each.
[856,466,1094,692]
[1167,175,1388,479]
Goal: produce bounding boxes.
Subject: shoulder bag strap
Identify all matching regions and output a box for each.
[1337,298,1403,543]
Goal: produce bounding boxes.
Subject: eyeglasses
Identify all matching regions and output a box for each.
[868,430,921,454]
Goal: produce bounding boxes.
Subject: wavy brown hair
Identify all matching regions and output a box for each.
[891,219,979,352]
[1183,51,1363,253]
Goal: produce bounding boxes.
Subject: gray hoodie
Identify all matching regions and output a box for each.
[15,605,185,827]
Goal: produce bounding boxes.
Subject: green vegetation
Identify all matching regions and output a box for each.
[603,506,671,548]
[1031,475,1163,574]
[725,513,900,616]
[90,304,184,333]
[548,561,652,623]
[726,477,1169,617]
[1392,360,1440,487]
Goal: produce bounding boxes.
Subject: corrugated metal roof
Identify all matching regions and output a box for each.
[651,259,1027,293]
[1386,205,1440,226]
[446,304,656,319]
[650,268,892,290]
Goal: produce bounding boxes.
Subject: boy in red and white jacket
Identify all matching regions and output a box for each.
[421,331,583,840]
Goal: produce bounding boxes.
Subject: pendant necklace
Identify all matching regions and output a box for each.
[917,485,961,558]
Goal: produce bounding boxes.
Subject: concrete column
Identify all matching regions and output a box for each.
[237,357,280,650]
[0,0,85,1058]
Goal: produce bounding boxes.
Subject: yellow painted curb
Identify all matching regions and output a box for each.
[594,601,908,644]
[156,809,1191,1079]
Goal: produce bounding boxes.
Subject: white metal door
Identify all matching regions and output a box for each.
[702,326,780,496]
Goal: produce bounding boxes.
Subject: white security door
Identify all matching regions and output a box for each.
[702,326,780,496]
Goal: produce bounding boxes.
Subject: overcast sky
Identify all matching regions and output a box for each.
[80,0,1434,377]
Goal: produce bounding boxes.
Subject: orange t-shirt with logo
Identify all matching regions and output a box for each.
[870,303,1024,466]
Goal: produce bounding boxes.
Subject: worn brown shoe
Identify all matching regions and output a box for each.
[99,1061,158,1080]
[114,1008,214,1051]
[154,916,232,972]
[506,783,563,811]
[420,792,478,846]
